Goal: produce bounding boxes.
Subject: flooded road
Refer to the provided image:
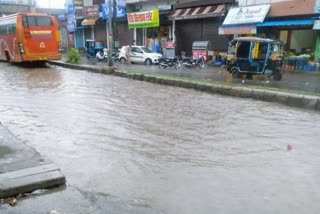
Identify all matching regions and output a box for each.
[0,63,320,214]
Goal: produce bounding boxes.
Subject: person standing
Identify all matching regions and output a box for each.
[125,45,131,64]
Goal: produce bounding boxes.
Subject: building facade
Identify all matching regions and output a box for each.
[60,0,320,60]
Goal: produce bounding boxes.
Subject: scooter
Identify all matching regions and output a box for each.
[182,56,208,69]
[96,48,108,61]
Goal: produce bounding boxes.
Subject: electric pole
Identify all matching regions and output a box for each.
[107,0,113,66]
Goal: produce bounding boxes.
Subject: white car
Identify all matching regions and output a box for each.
[119,46,162,65]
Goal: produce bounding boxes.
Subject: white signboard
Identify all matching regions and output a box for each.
[238,0,290,6]
[223,4,270,25]
[313,20,320,30]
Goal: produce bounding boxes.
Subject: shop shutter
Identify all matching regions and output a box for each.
[117,22,134,47]
[202,18,231,52]
[95,22,106,46]
[175,19,202,57]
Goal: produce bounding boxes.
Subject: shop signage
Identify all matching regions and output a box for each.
[83,5,100,18]
[313,20,320,30]
[218,25,257,35]
[73,0,83,7]
[101,0,126,20]
[165,42,175,48]
[315,0,320,13]
[66,14,76,32]
[223,4,270,25]
[127,9,159,29]
[117,0,126,7]
[0,0,29,5]
[192,50,207,61]
[67,4,76,15]
[58,13,67,21]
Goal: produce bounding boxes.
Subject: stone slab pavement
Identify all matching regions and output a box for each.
[0,122,65,199]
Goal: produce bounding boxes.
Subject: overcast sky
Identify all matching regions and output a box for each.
[36,0,65,9]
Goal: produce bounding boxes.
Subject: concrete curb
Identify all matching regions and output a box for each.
[48,61,320,111]
[0,124,65,199]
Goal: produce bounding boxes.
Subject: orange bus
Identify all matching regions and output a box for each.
[0,13,62,64]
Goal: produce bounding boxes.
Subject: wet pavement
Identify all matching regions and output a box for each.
[0,62,320,213]
[77,56,320,94]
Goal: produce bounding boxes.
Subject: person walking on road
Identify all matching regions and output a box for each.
[125,45,131,64]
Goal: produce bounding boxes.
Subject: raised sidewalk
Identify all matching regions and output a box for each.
[0,123,65,199]
[48,60,320,112]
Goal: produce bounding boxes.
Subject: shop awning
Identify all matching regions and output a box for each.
[168,4,226,20]
[257,20,314,27]
[81,18,98,26]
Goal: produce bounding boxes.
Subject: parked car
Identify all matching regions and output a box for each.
[119,46,162,65]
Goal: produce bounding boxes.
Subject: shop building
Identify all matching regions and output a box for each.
[168,0,235,58]
[221,0,320,59]
[125,0,172,52]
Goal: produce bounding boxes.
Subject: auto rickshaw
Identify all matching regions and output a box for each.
[224,37,284,81]
[85,39,104,59]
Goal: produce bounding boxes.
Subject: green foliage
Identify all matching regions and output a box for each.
[66,48,81,64]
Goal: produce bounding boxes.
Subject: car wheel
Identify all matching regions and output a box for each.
[145,58,152,65]
[120,57,126,64]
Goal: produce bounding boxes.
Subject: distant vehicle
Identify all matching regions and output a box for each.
[159,56,183,70]
[96,48,108,61]
[0,13,62,64]
[224,37,284,81]
[118,46,162,65]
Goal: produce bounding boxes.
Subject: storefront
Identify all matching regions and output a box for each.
[221,0,319,59]
[101,1,128,49]
[169,3,230,57]
[81,5,100,40]
[127,9,162,51]
[57,13,69,48]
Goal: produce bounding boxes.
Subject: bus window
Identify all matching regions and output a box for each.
[8,24,16,35]
[0,25,6,35]
[23,16,53,26]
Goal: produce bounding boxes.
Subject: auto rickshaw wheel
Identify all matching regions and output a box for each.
[273,70,282,81]
[231,68,240,78]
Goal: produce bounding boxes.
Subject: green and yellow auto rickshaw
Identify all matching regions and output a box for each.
[224,37,284,81]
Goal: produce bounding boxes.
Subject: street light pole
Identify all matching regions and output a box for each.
[107,0,113,66]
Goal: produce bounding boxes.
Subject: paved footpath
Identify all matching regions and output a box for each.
[50,57,320,112]
[0,123,65,199]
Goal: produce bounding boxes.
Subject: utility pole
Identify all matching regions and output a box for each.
[107,0,113,66]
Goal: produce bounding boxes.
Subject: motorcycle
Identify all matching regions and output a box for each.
[182,56,208,69]
[112,49,119,61]
[96,48,108,61]
[159,56,183,70]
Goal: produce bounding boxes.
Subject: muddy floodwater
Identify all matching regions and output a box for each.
[0,63,320,214]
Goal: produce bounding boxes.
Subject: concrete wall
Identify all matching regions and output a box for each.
[290,30,315,53]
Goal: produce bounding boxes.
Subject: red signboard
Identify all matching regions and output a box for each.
[83,5,100,18]
[165,42,175,48]
[192,50,207,61]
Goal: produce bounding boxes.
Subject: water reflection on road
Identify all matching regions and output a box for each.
[0,63,320,214]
